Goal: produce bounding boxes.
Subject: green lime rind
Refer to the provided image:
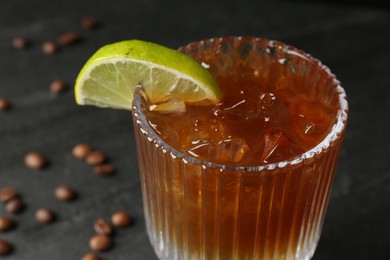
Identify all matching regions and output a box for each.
[75,40,221,110]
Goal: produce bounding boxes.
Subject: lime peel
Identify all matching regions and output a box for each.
[75,40,221,111]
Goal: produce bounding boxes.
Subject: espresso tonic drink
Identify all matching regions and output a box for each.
[132,37,348,260]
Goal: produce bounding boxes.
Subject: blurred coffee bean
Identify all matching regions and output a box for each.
[50,80,67,94]
[94,164,115,176]
[55,185,76,201]
[5,198,24,214]
[0,97,11,111]
[35,208,55,224]
[81,16,98,30]
[24,152,47,170]
[89,235,111,252]
[0,239,12,256]
[0,216,14,232]
[13,36,29,49]
[86,151,106,166]
[72,144,93,160]
[59,31,80,45]
[42,41,58,54]
[0,187,17,203]
[81,252,100,260]
[111,211,132,228]
[94,218,112,236]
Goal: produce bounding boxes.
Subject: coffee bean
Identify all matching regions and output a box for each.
[94,164,115,176]
[0,239,12,256]
[0,97,11,111]
[50,80,67,94]
[0,187,17,203]
[13,36,29,49]
[59,31,81,45]
[55,185,76,201]
[81,16,98,30]
[72,144,93,160]
[24,152,47,170]
[94,218,112,236]
[35,208,55,224]
[81,252,100,260]
[111,211,132,228]
[86,151,106,166]
[0,216,14,232]
[89,235,111,252]
[42,41,58,55]
[5,198,24,214]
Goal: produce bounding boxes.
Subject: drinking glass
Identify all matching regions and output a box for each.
[132,36,348,260]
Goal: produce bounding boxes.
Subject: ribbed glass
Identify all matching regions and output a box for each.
[132,37,348,260]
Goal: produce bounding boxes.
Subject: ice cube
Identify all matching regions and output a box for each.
[187,139,213,159]
[261,129,283,162]
[185,130,209,146]
[290,99,335,150]
[257,91,276,116]
[146,114,180,146]
[184,116,232,159]
[259,92,291,128]
[148,97,186,113]
[262,129,304,163]
[217,97,263,121]
[260,92,276,107]
[187,137,250,163]
[216,138,250,163]
[189,119,227,140]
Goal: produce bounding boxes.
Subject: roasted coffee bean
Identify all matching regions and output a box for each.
[5,198,24,214]
[111,211,132,228]
[59,31,80,45]
[35,208,55,224]
[0,239,12,256]
[50,80,67,94]
[42,41,58,54]
[24,152,47,170]
[94,218,112,236]
[13,36,29,49]
[94,164,115,176]
[0,187,17,203]
[55,185,76,201]
[0,97,11,111]
[0,216,14,232]
[89,235,111,252]
[72,144,93,160]
[81,16,98,30]
[81,252,100,260]
[86,151,106,166]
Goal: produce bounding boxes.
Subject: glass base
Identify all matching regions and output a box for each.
[147,225,319,260]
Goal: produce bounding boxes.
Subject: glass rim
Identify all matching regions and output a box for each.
[132,37,349,172]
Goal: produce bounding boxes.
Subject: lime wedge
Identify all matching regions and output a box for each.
[75,40,221,110]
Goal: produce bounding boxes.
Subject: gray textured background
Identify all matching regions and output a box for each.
[0,0,389,259]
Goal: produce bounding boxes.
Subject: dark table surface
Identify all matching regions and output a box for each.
[0,0,389,259]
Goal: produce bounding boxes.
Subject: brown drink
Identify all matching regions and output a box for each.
[132,36,348,259]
